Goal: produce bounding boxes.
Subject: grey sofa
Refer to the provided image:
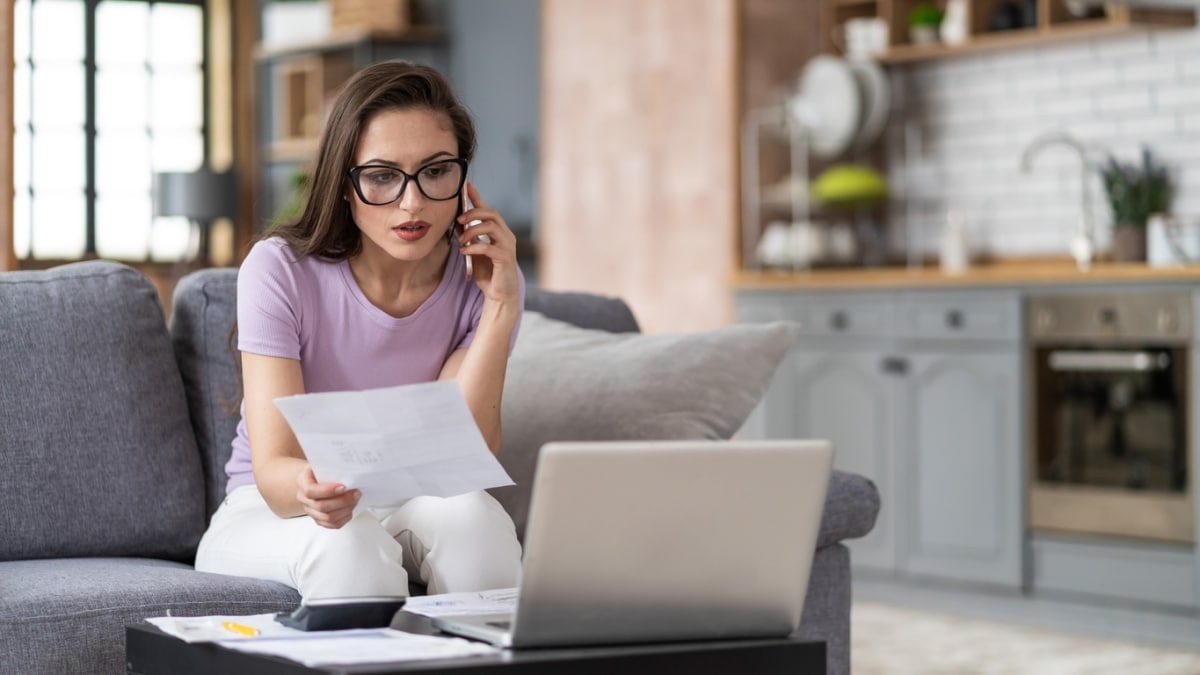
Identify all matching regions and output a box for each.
[0,261,879,675]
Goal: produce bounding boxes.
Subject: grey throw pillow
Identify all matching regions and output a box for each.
[492,311,801,539]
[0,261,206,562]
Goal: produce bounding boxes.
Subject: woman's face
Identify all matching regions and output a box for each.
[347,107,462,265]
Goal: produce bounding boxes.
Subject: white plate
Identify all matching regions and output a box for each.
[794,55,861,160]
[847,58,890,149]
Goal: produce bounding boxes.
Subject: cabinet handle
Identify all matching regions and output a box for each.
[830,311,849,331]
[881,356,909,375]
[1048,350,1170,372]
[945,309,964,329]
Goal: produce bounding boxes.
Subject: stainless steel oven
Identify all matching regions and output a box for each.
[1028,292,1193,543]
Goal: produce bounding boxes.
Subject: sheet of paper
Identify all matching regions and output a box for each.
[273,381,514,507]
[145,614,498,666]
[144,613,382,643]
[219,629,498,667]
[402,587,519,618]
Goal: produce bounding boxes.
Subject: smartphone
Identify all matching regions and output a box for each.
[274,596,406,631]
[461,191,489,278]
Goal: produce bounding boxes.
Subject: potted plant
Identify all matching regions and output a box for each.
[908,2,944,45]
[1099,147,1174,263]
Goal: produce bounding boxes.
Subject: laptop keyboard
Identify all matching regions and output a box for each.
[486,620,512,629]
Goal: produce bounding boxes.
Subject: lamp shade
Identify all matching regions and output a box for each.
[153,169,236,221]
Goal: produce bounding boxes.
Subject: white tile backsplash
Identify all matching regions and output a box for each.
[1121,59,1182,84]
[889,23,1200,259]
[1117,113,1180,137]
[1182,111,1200,132]
[1182,55,1200,78]
[1156,83,1200,107]
[1093,88,1154,114]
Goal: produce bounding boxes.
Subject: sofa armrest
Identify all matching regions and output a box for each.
[817,470,881,549]
[524,287,640,333]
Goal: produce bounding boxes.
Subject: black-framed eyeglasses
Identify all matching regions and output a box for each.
[347,158,468,205]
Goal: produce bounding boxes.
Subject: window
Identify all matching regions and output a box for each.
[13,0,207,263]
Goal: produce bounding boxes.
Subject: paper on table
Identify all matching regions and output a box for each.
[220,629,499,667]
[402,587,519,618]
[145,614,498,666]
[144,613,382,643]
[273,381,514,507]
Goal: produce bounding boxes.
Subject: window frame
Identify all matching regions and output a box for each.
[4,0,216,269]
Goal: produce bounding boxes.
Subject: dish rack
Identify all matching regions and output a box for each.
[740,55,891,272]
[740,103,811,272]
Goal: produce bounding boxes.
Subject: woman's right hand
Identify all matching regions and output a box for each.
[296,465,361,529]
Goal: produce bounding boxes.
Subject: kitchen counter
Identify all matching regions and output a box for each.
[732,258,1200,290]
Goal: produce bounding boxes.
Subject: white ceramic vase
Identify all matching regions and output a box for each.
[940,0,969,46]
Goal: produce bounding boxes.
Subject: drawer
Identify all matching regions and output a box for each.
[796,295,892,339]
[894,292,1021,342]
[736,292,801,323]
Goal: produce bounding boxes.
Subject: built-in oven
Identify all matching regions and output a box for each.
[1028,292,1193,544]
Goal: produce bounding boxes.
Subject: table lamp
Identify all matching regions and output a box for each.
[153,168,236,263]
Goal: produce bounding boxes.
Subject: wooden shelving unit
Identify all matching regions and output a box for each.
[824,0,1195,64]
[251,25,447,228]
[256,28,444,163]
[253,26,442,61]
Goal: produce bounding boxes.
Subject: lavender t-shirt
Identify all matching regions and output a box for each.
[223,236,524,493]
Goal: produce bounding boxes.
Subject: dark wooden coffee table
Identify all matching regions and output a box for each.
[125,611,825,675]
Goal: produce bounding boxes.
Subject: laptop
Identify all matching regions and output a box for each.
[432,438,833,648]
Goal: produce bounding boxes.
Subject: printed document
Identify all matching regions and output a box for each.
[403,587,519,618]
[273,381,514,507]
[219,629,498,667]
[145,614,498,666]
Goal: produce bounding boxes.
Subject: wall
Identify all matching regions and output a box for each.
[889,24,1200,261]
[539,0,739,333]
[444,0,539,237]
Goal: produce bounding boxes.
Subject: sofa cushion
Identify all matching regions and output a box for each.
[0,557,298,675]
[0,261,206,562]
[170,267,242,518]
[491,311,802,540]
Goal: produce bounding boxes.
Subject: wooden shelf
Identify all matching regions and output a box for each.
[732,257,1200,290]
[256,27,447,168]
[268,138,319,163]
[826,0,1195,65]
[882,15,1192,63]
[254,26,443,62]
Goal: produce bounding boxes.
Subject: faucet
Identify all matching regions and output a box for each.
[1019,131,1098,271]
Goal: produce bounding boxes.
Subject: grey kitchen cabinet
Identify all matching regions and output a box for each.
[789,348,898,572]
[897,349,1023,587]
[738,292,899,573]
[894,291,1024,588]
[736,289,1024,588]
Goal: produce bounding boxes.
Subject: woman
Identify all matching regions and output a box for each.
[194,60,523,601]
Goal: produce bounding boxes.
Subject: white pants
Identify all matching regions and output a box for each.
[195,486,522,600]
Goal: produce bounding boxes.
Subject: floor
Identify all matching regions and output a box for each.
[851,583,1200,675]
[852,601,1200,674]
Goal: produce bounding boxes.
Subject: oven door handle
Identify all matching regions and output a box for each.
[1047,350,1171,372]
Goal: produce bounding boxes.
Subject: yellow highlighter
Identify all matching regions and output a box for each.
[221,621,260,637]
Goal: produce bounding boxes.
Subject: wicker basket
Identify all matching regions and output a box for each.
[329,0,411,33]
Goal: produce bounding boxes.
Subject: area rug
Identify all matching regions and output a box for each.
[851,601,1200,675]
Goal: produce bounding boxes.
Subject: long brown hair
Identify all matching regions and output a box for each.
[267,60,477,259]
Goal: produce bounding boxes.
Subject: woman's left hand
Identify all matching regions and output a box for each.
[457,182,520,304]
